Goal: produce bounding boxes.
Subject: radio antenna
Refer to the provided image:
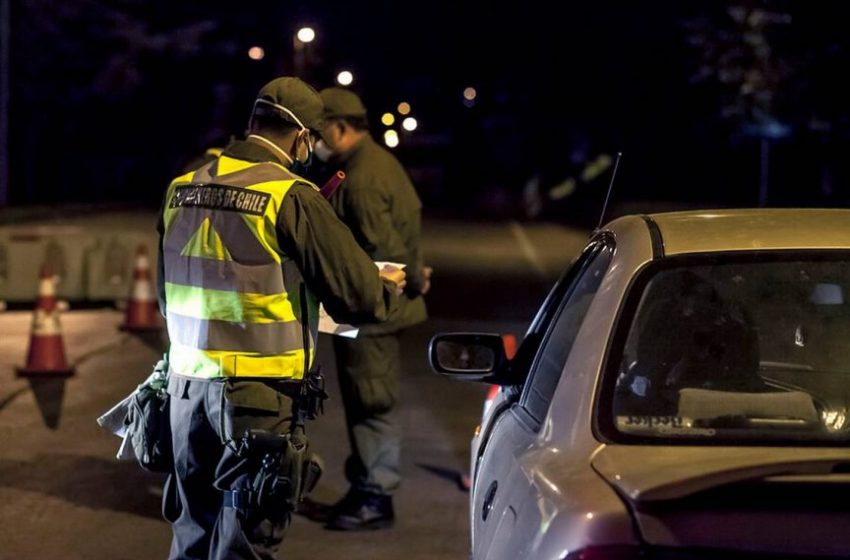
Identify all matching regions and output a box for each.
[596,151,623,230]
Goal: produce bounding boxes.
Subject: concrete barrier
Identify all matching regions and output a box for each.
[86,233,158,301]
[0,222,157,302]
[0,226,96,301]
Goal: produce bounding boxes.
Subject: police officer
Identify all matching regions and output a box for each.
[157,77,406,560]
[316,87,430,531]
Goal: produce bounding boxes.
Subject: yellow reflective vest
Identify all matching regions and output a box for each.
[161,154,318,380]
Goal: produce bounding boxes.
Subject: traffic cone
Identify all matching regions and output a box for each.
[501,333,517,359]
[120,244,162,332]
[17,264,74,378]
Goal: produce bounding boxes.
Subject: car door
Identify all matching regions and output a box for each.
[472,240,614,559]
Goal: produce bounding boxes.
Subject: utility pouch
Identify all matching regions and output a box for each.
[239,429,323,511]
[301,452,323,496]
[270,433,305,510]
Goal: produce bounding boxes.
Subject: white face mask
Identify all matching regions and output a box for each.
[314,139,334,162]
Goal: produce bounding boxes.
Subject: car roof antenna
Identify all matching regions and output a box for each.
[596,151,623,231]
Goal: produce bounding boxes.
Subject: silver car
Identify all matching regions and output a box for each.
[430,209,850,559]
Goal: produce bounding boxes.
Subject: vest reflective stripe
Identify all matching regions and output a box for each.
[168,341,314,379]
[166,312,306,355]
[164,255,285,294]
[164,282,297,323]
[163,156,319,380]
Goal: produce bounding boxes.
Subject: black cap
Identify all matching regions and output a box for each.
[252,77,325,132]
[320,87,367,121]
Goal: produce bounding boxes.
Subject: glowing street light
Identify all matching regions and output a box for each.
[463,86,477,108]
[296,27,316,43]
[384,129,399,148]
[381,113,395,126]
[402,117,417,132]
[293,27,316,81]
[248,46,265,60]
[336,70,354,86]
[397,102,411,115]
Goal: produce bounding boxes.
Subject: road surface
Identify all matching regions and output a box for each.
[0,215,587,560]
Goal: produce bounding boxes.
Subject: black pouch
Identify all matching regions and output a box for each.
[240,430,323,511]
[125,385,172,473]
[301,452,323,496]
[280,435,323,505]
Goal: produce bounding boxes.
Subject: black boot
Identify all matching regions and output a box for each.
[325,489,395,531]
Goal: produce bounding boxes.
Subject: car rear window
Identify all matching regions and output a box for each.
[607,253,850,444]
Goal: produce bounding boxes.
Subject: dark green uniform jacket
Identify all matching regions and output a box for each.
[328,134,427,335]
[157,139,400,343]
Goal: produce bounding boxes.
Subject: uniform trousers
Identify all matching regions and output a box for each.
[332,333,402,495]
[163,375,296,560]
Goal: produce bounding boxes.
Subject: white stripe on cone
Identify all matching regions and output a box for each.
[31,309,62,336]
[135,254,149,271]
[132,278,155,301]
[39,277,56,297]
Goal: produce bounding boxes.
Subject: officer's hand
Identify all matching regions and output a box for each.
[379,265,406,295]
[421,266,433,295]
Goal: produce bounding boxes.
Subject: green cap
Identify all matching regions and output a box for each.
[252,77,325,132]
[320,87,367,120]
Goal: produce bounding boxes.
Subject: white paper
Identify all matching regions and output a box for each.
[374,261,406,271]
[96,367,167,462]
[96,391,137,461]
[318,304,360,338]
[96,392,134,438]
[317,261,406,338]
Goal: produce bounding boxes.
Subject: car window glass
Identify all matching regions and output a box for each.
[510,244,601,380]
[610,256,850,443]
[521,244,614,423]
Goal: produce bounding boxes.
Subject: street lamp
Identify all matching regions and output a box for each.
[463,86,477,108]
[296,27,315,43]
[402,117,417,132]
[248,46,265,60]
[336,70,354,86]
[384,130,399,148]
[293,26,316,79]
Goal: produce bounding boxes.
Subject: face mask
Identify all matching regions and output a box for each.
[290,133,314,175]
[314,139,334,163]
[291,154,312,175]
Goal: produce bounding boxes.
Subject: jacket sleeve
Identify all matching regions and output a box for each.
[277,183,400,325]
[340,174,407,261]
[401,202,426,296]
[338,172,427,296]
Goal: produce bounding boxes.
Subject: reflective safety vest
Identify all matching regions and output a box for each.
[161,155,318,380]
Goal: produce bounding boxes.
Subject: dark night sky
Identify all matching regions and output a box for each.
[9,1,850,221]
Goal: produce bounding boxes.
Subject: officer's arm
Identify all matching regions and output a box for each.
[278,183,400,324]
[402,198,427,296]
[341,175,407,261]
[348,175,427,296]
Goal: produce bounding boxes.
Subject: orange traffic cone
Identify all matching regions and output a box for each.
[120,244,162,332]
[17,265,74,378]
[501,333,517,359]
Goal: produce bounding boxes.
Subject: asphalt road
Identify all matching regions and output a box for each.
[0,216,588,560]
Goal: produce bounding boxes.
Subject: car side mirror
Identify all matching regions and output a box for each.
[428,333,509,382]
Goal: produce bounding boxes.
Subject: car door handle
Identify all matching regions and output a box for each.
[482,480,498,522]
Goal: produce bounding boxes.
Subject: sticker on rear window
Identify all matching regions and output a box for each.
[616,416,716,437]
